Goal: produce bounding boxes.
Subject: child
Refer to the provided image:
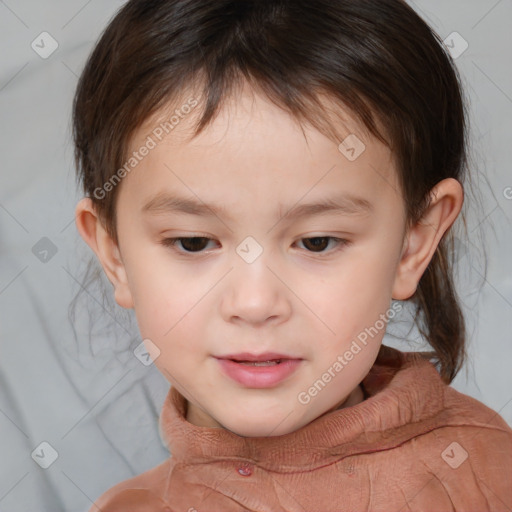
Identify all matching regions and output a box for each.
[73,0,512,510]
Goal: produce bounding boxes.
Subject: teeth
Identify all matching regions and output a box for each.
[238,360,281,366]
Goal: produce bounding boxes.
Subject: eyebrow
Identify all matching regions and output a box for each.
[141,192,373,220]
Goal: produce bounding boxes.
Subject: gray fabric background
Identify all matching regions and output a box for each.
[1,1,511,511]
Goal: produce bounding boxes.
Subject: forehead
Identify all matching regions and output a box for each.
[121,85,403,219]
[136,82,379,152]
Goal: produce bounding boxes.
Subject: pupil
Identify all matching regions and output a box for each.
[182,237,209,252]
[304,237,328,252]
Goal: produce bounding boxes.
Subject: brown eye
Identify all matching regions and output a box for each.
[296,236,348,254]
[160,237,213,253]
[301,237,330,252]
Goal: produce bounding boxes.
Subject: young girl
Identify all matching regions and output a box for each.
[72,0,512,510]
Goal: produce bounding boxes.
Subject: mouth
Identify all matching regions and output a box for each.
[233,359,284,366]
[214,353,303,388]
[216,352,301,363]
[216,352,302,366]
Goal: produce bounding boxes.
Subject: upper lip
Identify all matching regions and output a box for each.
[215,352,302,362]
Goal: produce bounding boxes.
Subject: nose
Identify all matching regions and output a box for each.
[220,249,292,326]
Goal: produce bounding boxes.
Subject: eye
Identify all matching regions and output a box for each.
[295,236,348,254]
[159,235,349,256]
[159,236,217,253]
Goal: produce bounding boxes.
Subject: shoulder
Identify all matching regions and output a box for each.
[89,459,173,512]
[439,381,512,439]
[409,387,512,509]
[415,372,512,469]
[387,347,512,438]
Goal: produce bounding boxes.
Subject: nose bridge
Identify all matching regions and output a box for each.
[221,235,290,324]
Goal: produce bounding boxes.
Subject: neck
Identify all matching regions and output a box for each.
[328,384,365,414]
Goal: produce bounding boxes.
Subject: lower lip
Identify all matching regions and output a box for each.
[216,358,302,388]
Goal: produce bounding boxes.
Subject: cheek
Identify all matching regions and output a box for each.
[133,277,209,378]
[123,249,208,343]
[306,248,398,352]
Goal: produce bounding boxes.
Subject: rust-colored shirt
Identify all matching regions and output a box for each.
[90,345,512,511]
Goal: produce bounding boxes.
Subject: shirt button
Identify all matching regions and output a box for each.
[237,463,253,476]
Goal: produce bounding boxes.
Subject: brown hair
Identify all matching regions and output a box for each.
[72,0,479,383]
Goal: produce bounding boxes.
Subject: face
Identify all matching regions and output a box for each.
[108,86,408,437]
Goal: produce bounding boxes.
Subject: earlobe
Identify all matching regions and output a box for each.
[75,198,134,309]
[392,178,463,300]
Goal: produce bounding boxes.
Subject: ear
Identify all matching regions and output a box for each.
[75,198,134,309]
[392,178,463,300]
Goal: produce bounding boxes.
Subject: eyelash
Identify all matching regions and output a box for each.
[159,235,350,257]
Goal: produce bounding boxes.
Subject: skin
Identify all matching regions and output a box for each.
[75,83,463,437]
